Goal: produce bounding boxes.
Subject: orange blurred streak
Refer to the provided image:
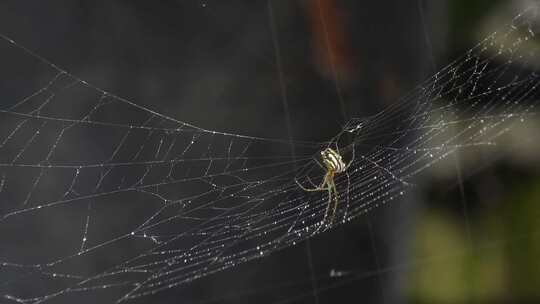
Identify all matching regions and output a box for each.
[305,0,356,81]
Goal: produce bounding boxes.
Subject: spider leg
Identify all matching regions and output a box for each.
[295,171,331,192]
[344,142,356,170]
[342,171,351,222]
[309,186,331,236]
[326,179,340,226]
[321,186,333,228]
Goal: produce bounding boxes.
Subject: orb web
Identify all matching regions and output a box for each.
[0,6,539,304]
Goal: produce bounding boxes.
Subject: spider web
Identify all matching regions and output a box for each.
[0,6,540,304]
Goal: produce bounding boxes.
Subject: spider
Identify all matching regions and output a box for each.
[296,146,354,227]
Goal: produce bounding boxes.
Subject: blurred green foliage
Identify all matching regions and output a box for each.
[407,1,540,302]
[447,0,504,51]
[409,176,540,302]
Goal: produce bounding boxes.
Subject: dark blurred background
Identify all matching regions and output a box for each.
[0,0,539,303]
